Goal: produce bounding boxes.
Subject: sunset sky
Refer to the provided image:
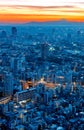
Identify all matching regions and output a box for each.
[0,0,84,23]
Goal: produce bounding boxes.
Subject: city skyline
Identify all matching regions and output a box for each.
[0,0,84,23]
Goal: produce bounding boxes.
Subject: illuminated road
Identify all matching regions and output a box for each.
[0,78,65,104]
[20,77,63,89]
[0,96,11,104]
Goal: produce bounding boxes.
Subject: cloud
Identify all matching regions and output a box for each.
[0,0,84,23]
[0,0,84,6]
[0,5,84,15]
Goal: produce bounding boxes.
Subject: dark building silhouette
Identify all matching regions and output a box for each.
[38,124,42,130]
[41,43,48,61]
[12,27,17,36]
[1,30,7,38]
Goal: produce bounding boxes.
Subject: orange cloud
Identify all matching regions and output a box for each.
[0,5,84,23]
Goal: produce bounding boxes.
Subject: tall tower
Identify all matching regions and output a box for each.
[3,72,14,96]
[41,43,48,61]
[12,27,17,36]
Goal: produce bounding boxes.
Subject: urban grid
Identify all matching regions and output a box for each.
[0,22,84,130]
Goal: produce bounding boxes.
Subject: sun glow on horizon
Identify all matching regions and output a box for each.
[0,0,84,23]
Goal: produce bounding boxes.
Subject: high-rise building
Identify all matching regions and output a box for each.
[16,88,36,102]
[1,30,7,38]
[12,27,17,36]
[3,72,14,96]
[41,43,49,61]
[44,92,50,105]
[10,56,25,74]
[2,53,8,66]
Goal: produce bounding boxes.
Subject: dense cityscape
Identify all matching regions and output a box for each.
[0,22,84,130]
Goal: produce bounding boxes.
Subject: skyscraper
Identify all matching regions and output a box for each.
[12,27,17,36]
[3,72,14,96]
[41,43,49,61]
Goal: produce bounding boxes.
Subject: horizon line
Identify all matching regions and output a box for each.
[0,19,84,24]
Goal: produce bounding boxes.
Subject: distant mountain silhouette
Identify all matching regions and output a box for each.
[0,20,84,26]
[24,20,84,26]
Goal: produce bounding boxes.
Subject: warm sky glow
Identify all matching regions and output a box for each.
[0,0,84,23]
